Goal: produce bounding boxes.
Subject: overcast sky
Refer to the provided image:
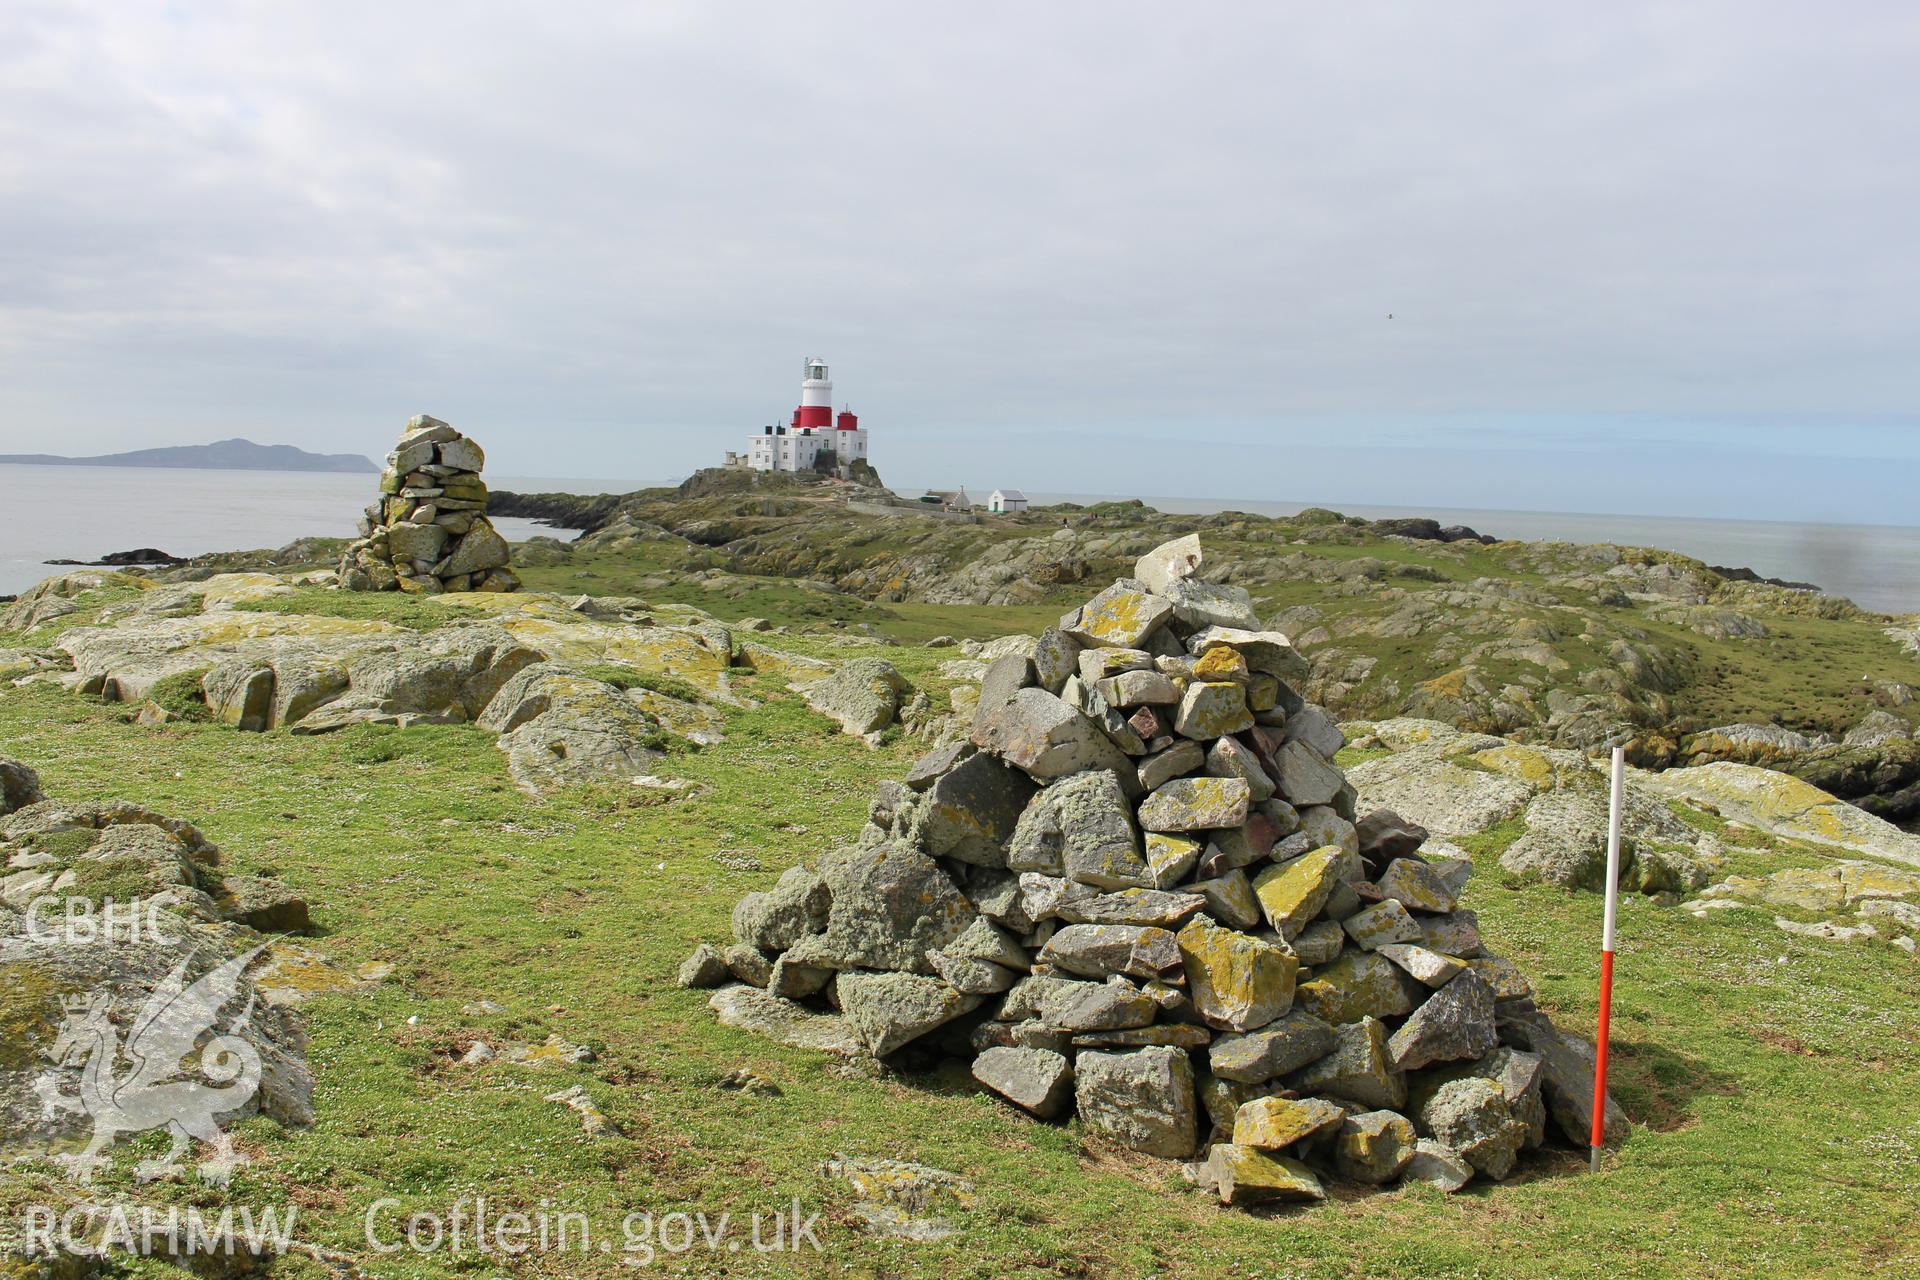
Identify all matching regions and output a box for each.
[3,2,1916,522]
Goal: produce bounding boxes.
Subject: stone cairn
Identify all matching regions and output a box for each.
[338,415,519,593]
[684,535,1624,1206]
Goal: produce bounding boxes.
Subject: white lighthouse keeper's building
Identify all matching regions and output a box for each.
[737,357,870,473]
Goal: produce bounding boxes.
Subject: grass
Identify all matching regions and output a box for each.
[229,591,468,632]
[575,664,705,705]
[3,675,1919,1279]
[143,667,211,721]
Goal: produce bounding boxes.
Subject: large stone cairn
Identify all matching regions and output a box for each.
[338,415,519,593]
[687,534,1625,1207]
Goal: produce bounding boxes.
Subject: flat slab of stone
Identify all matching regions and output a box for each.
[1060,580,1177,649]
[709,984,863,1056]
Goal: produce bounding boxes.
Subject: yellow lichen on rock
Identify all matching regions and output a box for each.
[1252,846,1344,937]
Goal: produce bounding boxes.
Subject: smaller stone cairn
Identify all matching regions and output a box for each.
[688,533,1626,1209]
[338,415,519,593]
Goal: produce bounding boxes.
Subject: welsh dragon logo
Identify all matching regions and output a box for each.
[34,945,268,1185]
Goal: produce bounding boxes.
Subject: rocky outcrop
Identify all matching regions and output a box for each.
[338,415,519,594]
[0,762,317,1173]
[1676,719,1920,826]
[1678,859,1920,953]
[1344,719,1721,894]
[35,573,746,794]
[1346,716,1920,894]
[686,539,1621,1208]
[1640,761,1920,870]
[801,658,912,746]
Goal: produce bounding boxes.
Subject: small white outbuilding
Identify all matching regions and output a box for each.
[988,489,1028,514]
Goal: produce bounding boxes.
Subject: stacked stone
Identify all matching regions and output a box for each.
[338,415,519,593]
[687,535,1623,1208]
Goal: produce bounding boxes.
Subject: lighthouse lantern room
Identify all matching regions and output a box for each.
[734,357,870,474]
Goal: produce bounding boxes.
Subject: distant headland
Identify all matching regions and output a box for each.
[0,437,378,473]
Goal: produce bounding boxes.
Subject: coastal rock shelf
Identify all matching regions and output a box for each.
[688,536,1624,1207]
[338,415,519,594]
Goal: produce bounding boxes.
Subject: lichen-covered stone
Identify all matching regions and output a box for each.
[1192,644,1249,683]
[1189,868,1262,930]
[1078,647,1154,682]
[1294,949,1423,1024]
[1002,974,1159,1033]
[1009,771,1146,887]
[1251,846,1344,937]
[1291,918,1348,966]
[1177,915,1298,1032]
[1060,580,1176,650]
[973,688,1137,784]
[1074,1046,1199,1157]
[1376,942,1466,988]
[912,750,1039,865]
[677,943,732,989]
[1205,1144,1326,1205]
[1376,857,1458,914]
[731,865,830,952]
[1205,736,1275,802]
[1039,924,1181,980]
[1403,1138,1474,1192]
[1175,681,1253,739]
[1334,1109,1417,1184]
[837,971,982,1057]
[818,842,976,973]
[1137,739,1205,792]
[1418,910,1485,958]
[1145,830,1203,887]
[1138,776,1251,832]
[1232,1095,1344,1149]
[805,657,912,741]
[1274,740,1344,807]
[1133,533,1204,595]
[1287,1016,1407,1110]
[1206,1010,1336,1084]
[926,949,1018,995]
[1416,1077,1528,1180]
[1389,970,1496,1071]
[1056,885,1207,929]
[1030,626,1082,695]
[1097,669,1181,707]
[1183,627,1309,681]
[1341,898,1425,950]
[972,1046,1074,1118]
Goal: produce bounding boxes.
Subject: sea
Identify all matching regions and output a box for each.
[2,464,1918,617]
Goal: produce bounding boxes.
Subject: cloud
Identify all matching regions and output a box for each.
[0,1,1916,522]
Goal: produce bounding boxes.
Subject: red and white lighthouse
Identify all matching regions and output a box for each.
[792,357,833,431]
[735,356,871,473]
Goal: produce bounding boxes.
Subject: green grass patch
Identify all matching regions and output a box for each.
[230,589,455,632]
[1453,816,1529,860]
[1,655,1918,1276]
[143,667,211,721]
[575,664,704,705]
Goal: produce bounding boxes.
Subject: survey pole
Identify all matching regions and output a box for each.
[1591,746,1625,1172]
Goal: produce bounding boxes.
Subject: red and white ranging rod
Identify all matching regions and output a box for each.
[1590,745,1625,1172]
